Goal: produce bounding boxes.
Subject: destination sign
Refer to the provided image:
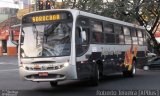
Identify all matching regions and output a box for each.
[22,11,73,24]
[32,14,60,22]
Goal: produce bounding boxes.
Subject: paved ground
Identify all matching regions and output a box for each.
[0,56,160,96]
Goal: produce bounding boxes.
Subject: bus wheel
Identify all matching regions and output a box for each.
[123,61,136,77]
[91,64,99,86]
[50,81,58,87]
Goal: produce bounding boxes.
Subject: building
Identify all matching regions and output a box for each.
[0,16,20,56]
[0,0,22,56]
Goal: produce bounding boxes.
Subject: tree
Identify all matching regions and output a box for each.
[134,0,160,55]
[101,0,137,23]
[63,0,160,54]
[17,5,34,20]
[102,0,160,54]
[63,0,103,14]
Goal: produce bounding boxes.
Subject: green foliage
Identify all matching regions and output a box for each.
[63,0,103,14]
[63,0,160,54]
[101,0,136,23]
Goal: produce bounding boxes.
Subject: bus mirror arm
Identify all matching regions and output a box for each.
[79,26,83,32]
[10,31,19,45]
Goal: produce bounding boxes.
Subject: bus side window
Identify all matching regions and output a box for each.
[114,25,123,44]
[137,30,144,45]
[91,20,103,43]
[132,28,138,44]
[76,27,82,45]
[143,31,147,45]
[123,26,132,44]
[104,22,115,44]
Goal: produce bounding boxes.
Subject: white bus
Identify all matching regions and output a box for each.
[18,9,147,87]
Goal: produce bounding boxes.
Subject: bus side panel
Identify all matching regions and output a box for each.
[136,51,147,68]
[76,51,124,79]
[76,61,92,79]
[76,52,101,80]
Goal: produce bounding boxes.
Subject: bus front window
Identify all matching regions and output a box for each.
[20,21,72,57]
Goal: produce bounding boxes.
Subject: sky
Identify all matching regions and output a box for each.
[0,0,113,8]
[0,0,20,8]
[0,0,62,8]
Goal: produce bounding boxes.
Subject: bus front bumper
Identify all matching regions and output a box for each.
[19,64,77,82]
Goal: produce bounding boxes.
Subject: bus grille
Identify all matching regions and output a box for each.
[25,65,64,71]
[26,74,65,79]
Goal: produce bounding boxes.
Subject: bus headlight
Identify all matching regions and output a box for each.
[64,62,69,67]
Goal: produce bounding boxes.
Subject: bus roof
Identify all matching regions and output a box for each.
[79,10,145,30]
[24,9,145,30]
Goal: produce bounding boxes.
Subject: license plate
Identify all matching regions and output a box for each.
[38,72,48,77]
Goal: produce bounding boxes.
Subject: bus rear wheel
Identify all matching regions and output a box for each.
[123,61,136,77]
[50,81,58,88]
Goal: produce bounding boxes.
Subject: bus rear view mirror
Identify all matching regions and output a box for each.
[11,24,21,46]
[81,31,87,41]
[77,26,87,42]
[10,31,19,45]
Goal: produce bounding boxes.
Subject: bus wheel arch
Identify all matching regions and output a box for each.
[123,58,137,77]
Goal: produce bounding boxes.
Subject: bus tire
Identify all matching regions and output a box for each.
[123,61,136,77]
[50,81,58,87]
[91,64,99,86]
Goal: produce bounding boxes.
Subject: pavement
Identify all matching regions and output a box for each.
[0,56,160,96]
[0,56,18,65]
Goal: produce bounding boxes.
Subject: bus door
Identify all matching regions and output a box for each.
[75,17,91,79]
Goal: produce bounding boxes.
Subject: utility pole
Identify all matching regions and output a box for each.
[35,0,37,11]
[28,0,30,12]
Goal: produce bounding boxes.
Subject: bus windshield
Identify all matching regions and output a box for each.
[20,21,72,58]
